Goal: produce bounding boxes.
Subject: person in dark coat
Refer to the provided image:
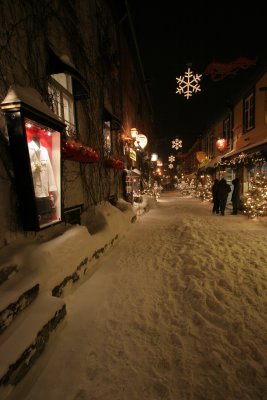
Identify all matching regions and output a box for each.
[211,179,220,214]
[231,177,240,215]
[218,178,231,215]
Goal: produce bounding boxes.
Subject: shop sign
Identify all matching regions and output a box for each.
[196,151,207,163]
[129,148,136,161]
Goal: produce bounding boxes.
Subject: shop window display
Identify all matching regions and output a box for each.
[0,84,65,231]
[25,118,61,228]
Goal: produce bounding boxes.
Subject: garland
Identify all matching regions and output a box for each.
[104,155,124,170]
[62,138,99,163]
[216,151,267,168]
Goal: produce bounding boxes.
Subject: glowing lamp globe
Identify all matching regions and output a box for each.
[134,134,147,149]
[130,128,138,139]
[216,138,227,152]
[151,153,158,162]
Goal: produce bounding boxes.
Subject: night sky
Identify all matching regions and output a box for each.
[126,2,267,159]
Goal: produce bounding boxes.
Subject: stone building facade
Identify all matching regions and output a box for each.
[0,0,154,242]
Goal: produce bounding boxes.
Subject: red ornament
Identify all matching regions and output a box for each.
[216,138,227,152]
[104,155,124,170]
[62,139,99,163]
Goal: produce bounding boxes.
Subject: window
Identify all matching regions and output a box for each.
[48,73,76,136]
[103,120,112,156]
[223,115,233,150]
[25,118,62,229]
[209,134,214,156]
[243,91,255,132]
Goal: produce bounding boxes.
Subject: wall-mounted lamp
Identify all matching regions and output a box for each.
[151,153,158,162]
[130,128,138,139]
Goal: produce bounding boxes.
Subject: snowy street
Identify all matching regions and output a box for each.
[15,193,267,400]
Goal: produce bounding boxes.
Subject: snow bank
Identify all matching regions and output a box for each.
[0,200,136,294]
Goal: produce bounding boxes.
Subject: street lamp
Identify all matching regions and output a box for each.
[131,128,138,139]
[151,153,158,162]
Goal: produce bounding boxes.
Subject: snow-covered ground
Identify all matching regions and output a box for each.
[11,192,267,400]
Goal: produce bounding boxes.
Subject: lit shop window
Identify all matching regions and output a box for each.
[25,118,61,228]
[103,120,112,156]
[48,73,76,136]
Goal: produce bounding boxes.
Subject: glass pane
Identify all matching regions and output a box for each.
[63,94,74,125]
[103,120,112,155]
[25,118,61,228]
[51,73,73,93]
[48,84,62,118]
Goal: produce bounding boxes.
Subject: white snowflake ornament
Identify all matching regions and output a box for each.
[168,155,175,162]
[171,138,182,150]
[176,67,202,100]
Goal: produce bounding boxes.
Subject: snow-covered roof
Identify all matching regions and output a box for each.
[223,137,267,159]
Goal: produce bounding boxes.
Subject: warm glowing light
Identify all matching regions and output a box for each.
[130,128,138,139]
[172,138,182,150]
[134,134,147,149]
[216,138,227,152]
[196,151,207,163]
[151,153,158,162]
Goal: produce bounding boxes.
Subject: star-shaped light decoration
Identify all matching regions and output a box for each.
[171,138,183,150]
[168,155,176,162]
[176,67,202,100]
[168,163,174,169]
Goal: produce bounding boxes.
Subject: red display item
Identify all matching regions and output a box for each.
[104,155,124,170]
[62,139,99,163]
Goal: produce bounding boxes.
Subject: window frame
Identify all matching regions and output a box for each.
[243,90,255,132]
[48,73,76,137]
[223,115,233,150]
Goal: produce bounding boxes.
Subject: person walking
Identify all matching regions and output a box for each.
[218,178,231,215]
[231,177,240,215]
[211,179,220,214]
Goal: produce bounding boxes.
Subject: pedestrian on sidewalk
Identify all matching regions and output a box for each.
[218,178,231,215]
[231,177,240,215]
[211,179,220,214]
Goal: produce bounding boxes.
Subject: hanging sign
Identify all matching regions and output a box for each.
[196,151,207,163]
[129,148,136,161]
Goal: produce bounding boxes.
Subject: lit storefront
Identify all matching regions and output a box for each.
[1,85,65,231]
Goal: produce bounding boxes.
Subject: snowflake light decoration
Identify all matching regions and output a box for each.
[168,163,174,169]
[172,138,182,150]
[168,155,175,162]
[176,67,202,100]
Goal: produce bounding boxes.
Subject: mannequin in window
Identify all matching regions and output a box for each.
[28,134,57,223]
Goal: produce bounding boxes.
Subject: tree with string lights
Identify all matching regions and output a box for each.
[243,172,267,218]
